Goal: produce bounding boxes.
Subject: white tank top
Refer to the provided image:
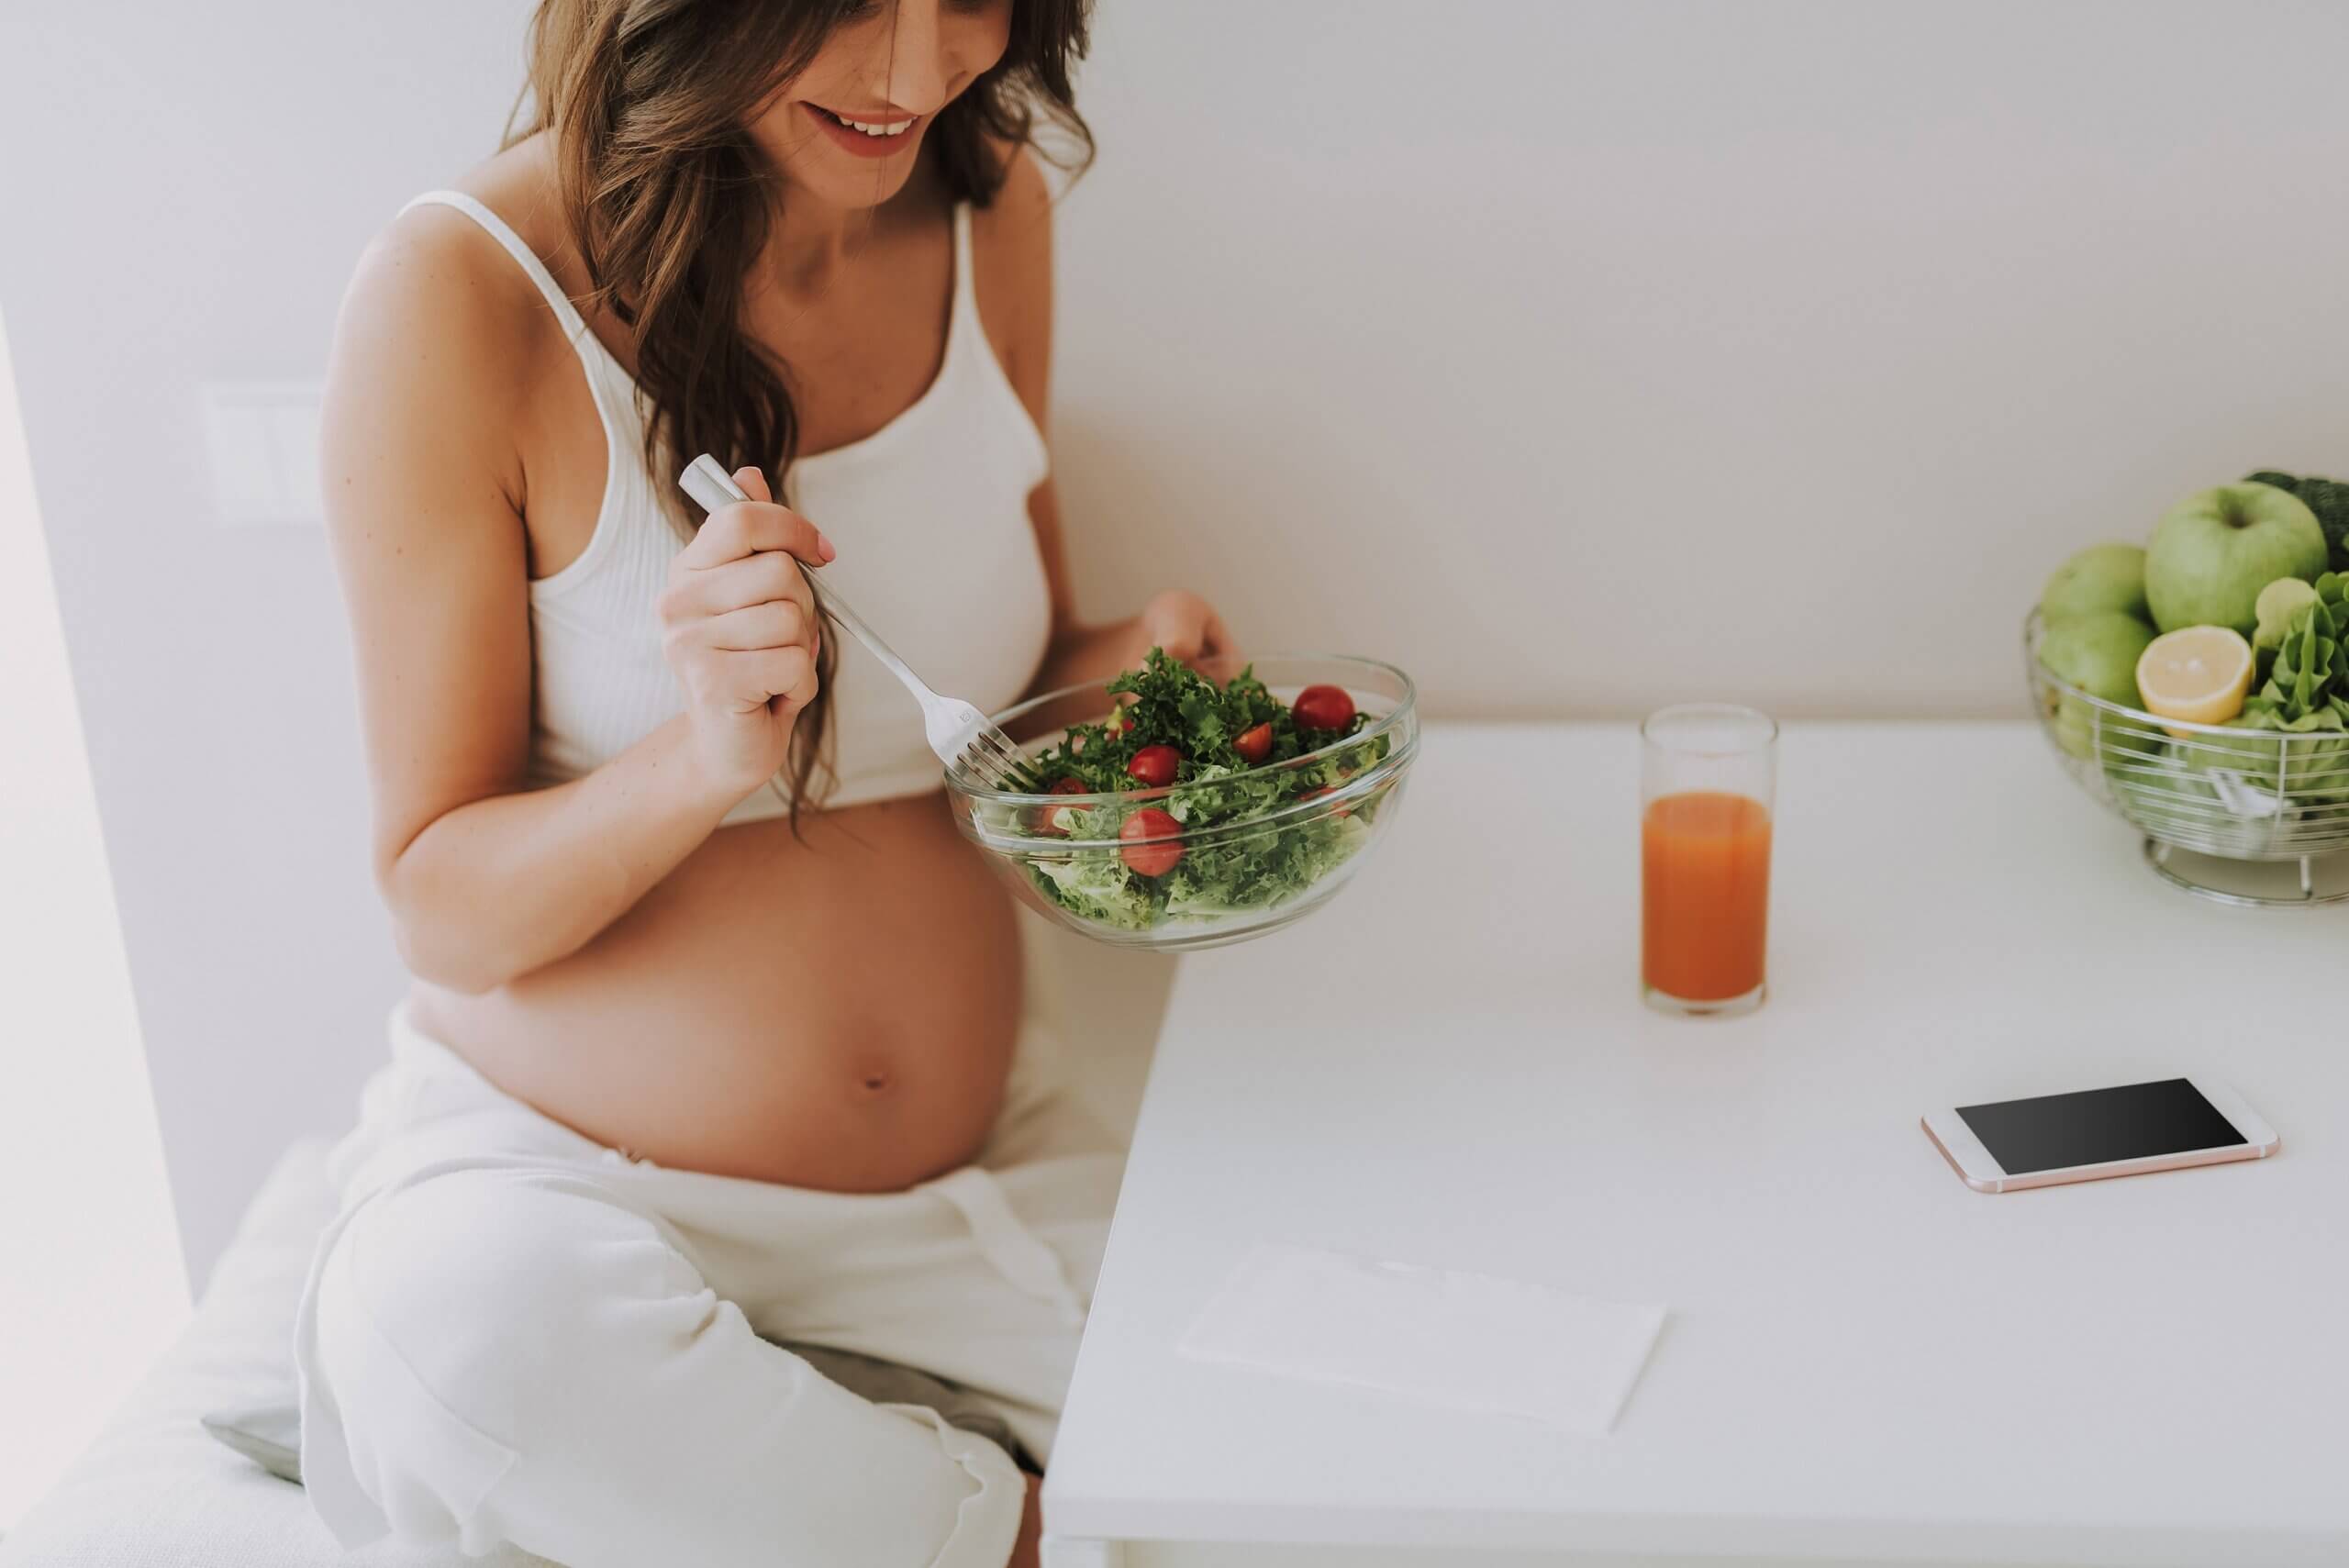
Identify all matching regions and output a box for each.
[401,191,1053,824]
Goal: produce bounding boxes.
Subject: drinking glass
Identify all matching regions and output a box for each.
[1642,705,1778,1018]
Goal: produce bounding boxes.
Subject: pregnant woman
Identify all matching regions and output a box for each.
[295,3,1226,1564]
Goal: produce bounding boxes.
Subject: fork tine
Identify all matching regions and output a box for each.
[956,727,1020,787]
[978,728,1039,792]
[977,738,1030,790]
[996,732,1041,781]
[943,712,1043,793]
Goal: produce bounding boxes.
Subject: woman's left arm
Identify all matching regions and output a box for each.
[978,151,1232,693]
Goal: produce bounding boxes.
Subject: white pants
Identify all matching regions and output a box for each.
[293,1005,1123,1568]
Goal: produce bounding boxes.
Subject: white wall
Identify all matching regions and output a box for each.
[0,0,535,1284]
[0,306,191,1529]
[9,0,2349,1284]
[1052,1,2349,716]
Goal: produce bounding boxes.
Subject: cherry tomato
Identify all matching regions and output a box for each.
[1029,775,1090,836]
[1119,808,1185,876]
[1117,708,1137,735]
[1298,784,1351,819]
[1291,684,1356,731]
[1232,722,1274,765]
[1127,744,1181,788]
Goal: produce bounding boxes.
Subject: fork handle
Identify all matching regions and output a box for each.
[678,456,938,704]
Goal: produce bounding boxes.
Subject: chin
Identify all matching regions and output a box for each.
[796,157,925,209]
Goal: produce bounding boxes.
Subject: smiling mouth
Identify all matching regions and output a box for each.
[810,106,917,139]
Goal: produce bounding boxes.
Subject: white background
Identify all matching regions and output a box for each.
[0,311,191,1527]
[5,0,2349,1522]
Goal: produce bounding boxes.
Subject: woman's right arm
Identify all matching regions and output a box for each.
[321,218,828,994]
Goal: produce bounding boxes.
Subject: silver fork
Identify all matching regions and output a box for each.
[677,455,1034,792]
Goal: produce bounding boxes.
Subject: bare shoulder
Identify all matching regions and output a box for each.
[341,217,528,384]
[972,142,1053,275]
[340,139,578,386]
[328,141,576,481]
[985,139,1055,217]
[969,143,1055,394]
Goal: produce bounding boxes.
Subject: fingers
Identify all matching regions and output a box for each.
[707,645,818,717]
[1199,605,1235,662]
[1146,598,1198,662]
[662,549,817,622]
[662,572,821,676]
[703,598,816,654]
[682,469,837,570]
[688,502,834,568]
[1146,592,1230,664]
[749,645,822,716]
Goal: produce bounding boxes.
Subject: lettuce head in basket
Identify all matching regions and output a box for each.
[2216,572,2349,802]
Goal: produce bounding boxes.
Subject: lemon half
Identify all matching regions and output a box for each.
[2136,626,2254,738]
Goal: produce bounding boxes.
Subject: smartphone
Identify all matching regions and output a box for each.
[1921,1076,2279,1193]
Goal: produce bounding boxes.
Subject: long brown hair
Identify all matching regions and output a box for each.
[510,0,1093,814]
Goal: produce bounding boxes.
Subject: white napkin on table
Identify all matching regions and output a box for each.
[1177,1242,1666,1435]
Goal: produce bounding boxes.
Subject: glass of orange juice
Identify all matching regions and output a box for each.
[1642,705,1777,1018]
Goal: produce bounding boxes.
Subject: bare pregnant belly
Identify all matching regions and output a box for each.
[410,792,1028,1193]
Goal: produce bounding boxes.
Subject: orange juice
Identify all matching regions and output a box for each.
[1642,791,1772,1004]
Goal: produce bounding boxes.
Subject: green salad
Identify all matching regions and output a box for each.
[1006,650,1393,930]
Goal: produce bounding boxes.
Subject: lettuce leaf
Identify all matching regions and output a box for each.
[1011,650,1390,930]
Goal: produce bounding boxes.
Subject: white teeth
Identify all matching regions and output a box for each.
[835,113,910,138]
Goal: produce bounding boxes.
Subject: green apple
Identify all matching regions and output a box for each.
[2036,611,2158,759]
[2039,542,2148,624]
[2144,483,2327,635]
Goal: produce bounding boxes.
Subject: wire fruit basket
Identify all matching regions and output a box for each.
[2025,609,2349,906]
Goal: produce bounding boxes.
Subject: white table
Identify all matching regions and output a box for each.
[1041,723,2348,1568]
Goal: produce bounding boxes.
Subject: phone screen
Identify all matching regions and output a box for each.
[1956,1078,2245,1175]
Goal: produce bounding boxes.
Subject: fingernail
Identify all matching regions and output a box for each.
[818,534,838,562]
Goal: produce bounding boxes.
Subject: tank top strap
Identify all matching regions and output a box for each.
[950,202,981,339]
[401,190,594,344]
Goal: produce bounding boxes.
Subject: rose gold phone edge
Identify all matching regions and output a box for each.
[1920,1076,2281,1194]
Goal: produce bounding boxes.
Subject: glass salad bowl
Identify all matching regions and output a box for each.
[945,654,1419,951]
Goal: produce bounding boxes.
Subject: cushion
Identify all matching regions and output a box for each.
[0,1139,548,1567]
